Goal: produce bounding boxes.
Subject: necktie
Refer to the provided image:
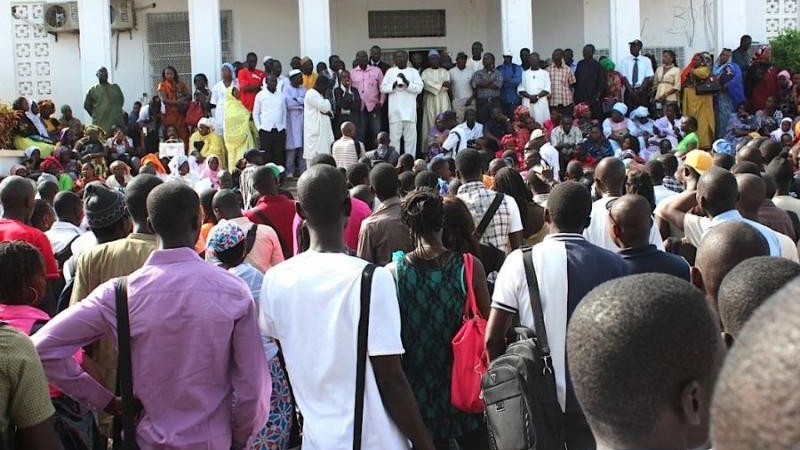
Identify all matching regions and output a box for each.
[632,57,639,87]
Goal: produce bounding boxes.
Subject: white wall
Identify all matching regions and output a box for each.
[533,0,584,58]
[330,0,503,65]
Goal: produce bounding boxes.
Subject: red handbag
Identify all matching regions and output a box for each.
[450,253,488,413]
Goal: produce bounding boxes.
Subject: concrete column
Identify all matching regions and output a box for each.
[298,0,331,66]
[78,0,113,122]
[716,0,747,52]
[501,0,533,64]
[188,0,222,86]
[0,0,14,103]
[609,0,640,64]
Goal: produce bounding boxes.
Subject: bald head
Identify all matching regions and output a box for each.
[736,145,763,167]
[697,167,738,217]
[735,173,766,217]
[609,194,654,248]
[692,221,770,309]
[595,157,626,195]
[0,176,35,220]
[340,121,356,137]
[297,164,349,229]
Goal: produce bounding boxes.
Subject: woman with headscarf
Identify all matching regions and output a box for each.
[158,66,191,144]
[194,154,223,191]
[54,146,78,179]
[573,102,596,138]
[714,48,745,140]
[105,160,132,192]
[602,102,636,154]
[629,106,657,159]
[681,52,716,148]
[38,100,60,140]
[724,103,758,147]
[140,153,167,176]
[11,98,55,156]
[40,156,74,192]
[223,86,257,170]
[303,76,335,164]
[600,57,625,112]
[745,46,779,112]
[168,154,200,186]
[189,117,227,169]
[210,63,239,138]
[23,146,42,173]
[512,105,533,148]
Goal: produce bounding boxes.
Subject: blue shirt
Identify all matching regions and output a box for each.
[497,62,523,105]
[584,139,614,160]
[619,245,690,280]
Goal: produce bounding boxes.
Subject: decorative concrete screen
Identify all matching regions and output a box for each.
[368,9,446,38]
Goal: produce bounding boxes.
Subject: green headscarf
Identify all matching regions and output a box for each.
[600,57,616,72]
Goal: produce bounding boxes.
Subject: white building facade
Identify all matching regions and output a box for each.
[1,0,797,122]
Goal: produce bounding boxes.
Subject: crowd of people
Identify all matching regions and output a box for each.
[1,34,800,450]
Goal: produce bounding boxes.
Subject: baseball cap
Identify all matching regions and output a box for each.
[530,129,545,140]
[629,39,643,46]
[264,162,285,179]
[684,150,713,174]
[243,148,267,162]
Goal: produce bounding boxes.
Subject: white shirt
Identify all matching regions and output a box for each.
[583,195,665,252]
[264,75,287,93]
[259,251,408,450]
[380,66,424,123]
[466,58,484,73]
[63,231,97,282]
[618,54,654,88]
[229,263,279,361]
[539,143,561,182]
[442,122,484,154]
[45,221,83,254]
[253,87,287,132]
[136,103,165,123]
[653,184,679,207]
[448,66,475,101]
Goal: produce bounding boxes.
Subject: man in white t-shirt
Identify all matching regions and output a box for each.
[584,157,664,252]
[258,165,434,450]
[441,109,483,156]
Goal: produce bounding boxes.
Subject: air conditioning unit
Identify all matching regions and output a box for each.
[44,2,79,33]
[110,0,134,31]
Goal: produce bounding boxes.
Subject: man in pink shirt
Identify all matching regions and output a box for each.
[238,52,265,111]
[351,50,385,147]
[34,182,270,450]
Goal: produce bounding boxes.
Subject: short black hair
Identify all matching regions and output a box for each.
[37,180,59,203]
[297,164,349,228]
[698,167,739,216]
[125,174,163,224]
[370,163,399,200]
[765,155,793,192]
[659,153,678,175]
[455,149,483,179]
[53,191,81,220]
[718,256,800,336]
[730,161,761,176]
[398,171,415,196]
[346,163,370,187]
[711,278,800,450]
[146,182,200,240]
[546,181,591,231]
[645,159,665,183]
[414,170,438,190]
[568,273,721,443]
[198,188,217,224]
[759,139,782,165]
[0,241,45,304]
[713,152,735,170]
[30,199,53,231]
[310,153,337,167]
[252,166,278,195]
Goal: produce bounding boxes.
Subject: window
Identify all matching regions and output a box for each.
[368,10,446,38]
[146,10,233,90]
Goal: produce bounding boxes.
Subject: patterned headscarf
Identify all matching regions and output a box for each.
[206,220,246,254]
[574,102,591,118]
[40,156,63,173]
[514,105,530,121]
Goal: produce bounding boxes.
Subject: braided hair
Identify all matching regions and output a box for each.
[400,188,443,246]
[0,241,45,305]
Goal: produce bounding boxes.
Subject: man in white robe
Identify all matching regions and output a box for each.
[518,52,551,124]
[380,50,424,158]
[421,50,452,151]
[303,76,334,163]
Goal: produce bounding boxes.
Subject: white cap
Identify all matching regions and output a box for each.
[530,129,545,140]
[503,49,513,57]
[263,55,273,63]
[288,69,302,77]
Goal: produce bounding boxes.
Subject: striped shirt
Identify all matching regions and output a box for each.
[331,136,364,169]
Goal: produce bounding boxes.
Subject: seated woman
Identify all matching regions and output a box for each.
[189,118,227,169]
[629,106,657,159]
[651,103,682,148]
[602,102,636,153]
[755,96,783,134]
[168,154,200,186]
[584,125,614,161]
[427,112,455,158]
[194,154,223,191]
[11,97,55,156]
[38,100,60,140]
[74,125,108,178]
[40,156,74,192]
[54,147,79,181]
[23,146,42,175]
[619,134,647,165]
[74,162,101,194]
[573,102,597,138]
[770,117,794,142]
[725,103,759,147]
[106,160,132,192]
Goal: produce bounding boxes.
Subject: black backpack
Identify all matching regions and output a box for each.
[481,247,564,450]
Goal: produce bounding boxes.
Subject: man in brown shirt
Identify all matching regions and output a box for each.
[357,163,412,265]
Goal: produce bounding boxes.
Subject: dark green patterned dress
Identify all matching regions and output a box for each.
[395,251,483,438]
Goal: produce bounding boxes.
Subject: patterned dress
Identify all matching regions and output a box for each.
[395,252,483,439]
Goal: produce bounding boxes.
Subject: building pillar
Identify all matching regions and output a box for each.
[716,0,747,52]
[609,0,640,64]
[188,0,222,86]
[501,0,533,64]
[298,0,331,66]
[78,0,113,122]
[0,0,14,104]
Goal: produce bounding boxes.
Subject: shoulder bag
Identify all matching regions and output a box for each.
[353,263,376,450]
[112,277,141,450]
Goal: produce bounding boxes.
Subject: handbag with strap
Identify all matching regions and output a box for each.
[112,277,141,450]
[695,75,721,95]
[450,253,487,413]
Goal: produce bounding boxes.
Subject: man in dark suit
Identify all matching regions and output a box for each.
[333,70,362,140]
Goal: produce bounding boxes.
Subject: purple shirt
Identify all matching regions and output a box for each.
[33,247,270,449]
[284,84,307,149]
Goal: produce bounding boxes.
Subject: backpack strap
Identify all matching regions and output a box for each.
[251,209,290,259]
[474,193,505,240]
[244,223,259,258]
[114,276,140,450]
[521,247,553,374]
[353,263,376,450]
